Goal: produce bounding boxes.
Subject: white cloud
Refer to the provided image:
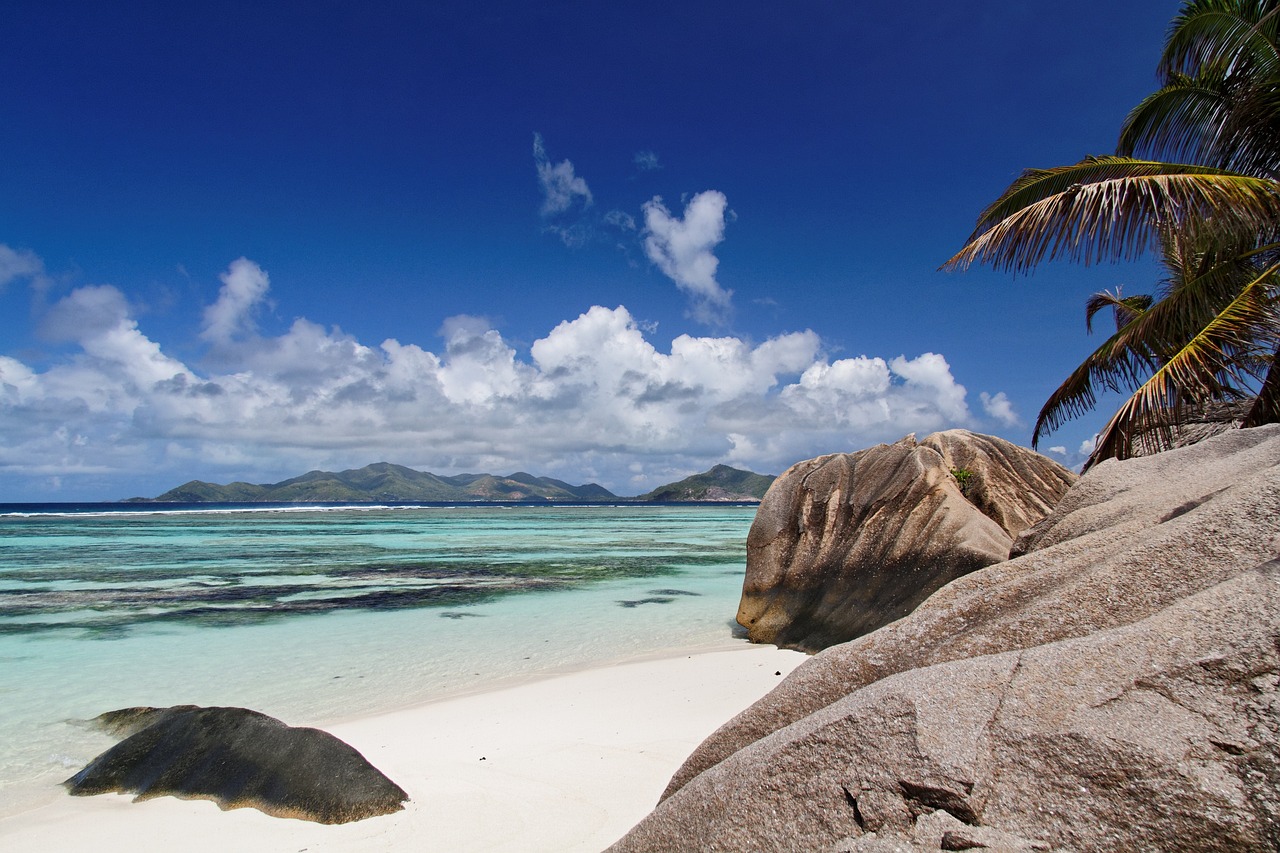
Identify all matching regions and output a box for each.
[25,285,193,417]
[0,254,997,498]
[436,316,531,406]
[775,352,970,439]
[39,284,132,342]
[0,244,44,289]
[979,390,1019,426]
[889,352,969,422]
[202,257,270,343]
[642,190,733,324]
[438,313,495,343]
[1047,445,1067,455]
[1079,435,1098,455]
[533,132,592,217]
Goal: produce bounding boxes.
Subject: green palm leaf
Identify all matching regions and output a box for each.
[950,1,1280,453]
[1032,330,1160,448]
[1118,73,1240,168]
[1162,1,1280,81]
[1084,288,1153,333]
[1034,235,1273,447]
[1087,261,1280,465]
[943,158,1280,274]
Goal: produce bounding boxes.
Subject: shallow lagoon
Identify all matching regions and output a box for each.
[0,503,758,816]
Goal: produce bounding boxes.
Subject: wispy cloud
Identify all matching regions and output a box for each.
[533,132,592,217]
[0,244,47,290]
[634,150,661,171]
[0,254,1001,498]
[642,190,733,325]
[604,209,637,231]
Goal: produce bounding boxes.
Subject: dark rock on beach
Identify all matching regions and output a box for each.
[737,430,1074,652]
[611,424,1280,852]
[65,705,407,824]
[618,596,676,607]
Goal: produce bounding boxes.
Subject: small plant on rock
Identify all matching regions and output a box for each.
[952,467,976,498]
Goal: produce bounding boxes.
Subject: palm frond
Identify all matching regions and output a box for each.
[1119,73,1234,163]
[1085,288,1153,333]
[1035,240,1276,446]
[943,159,1280,274]
[1112,236,1273,370]
[1242,342,1280,424]
[1219,80,1280,176]
[1032,330,1161,448]
[1086,261,1280,466]
[1162,1,1280,81]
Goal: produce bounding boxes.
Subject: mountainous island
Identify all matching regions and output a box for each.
[635,464,776,502]
[141,462,775,503]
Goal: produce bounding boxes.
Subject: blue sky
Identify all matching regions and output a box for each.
[1,1,1179,500]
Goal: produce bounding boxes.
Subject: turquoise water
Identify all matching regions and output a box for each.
[0,503,758,816]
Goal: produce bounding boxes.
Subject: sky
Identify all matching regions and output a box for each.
[0,0,1182,501]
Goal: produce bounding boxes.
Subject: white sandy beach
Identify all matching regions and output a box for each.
[0,644,805,852]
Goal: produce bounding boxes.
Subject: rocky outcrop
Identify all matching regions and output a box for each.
[738,430,1075,651]
[65,705,407,824]
[612,424,1280,852]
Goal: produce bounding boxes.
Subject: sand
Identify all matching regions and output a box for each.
[0,644,806,852]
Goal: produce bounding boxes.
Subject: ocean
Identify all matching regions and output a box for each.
[0,502,760,817]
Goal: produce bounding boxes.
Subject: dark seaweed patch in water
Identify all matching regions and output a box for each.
[0,510,747,637]
[0,578,569,635]
[0,621,132,639]
[81,623,135,640]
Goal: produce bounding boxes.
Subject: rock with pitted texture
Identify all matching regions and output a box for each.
[611,425,1280,852]
[65,705,407,824]
[738,430,1075,652]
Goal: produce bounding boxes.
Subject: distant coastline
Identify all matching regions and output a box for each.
[0,500,767,519]
[126,462,776,504]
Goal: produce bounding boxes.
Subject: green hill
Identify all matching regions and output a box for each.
[150,463,616,502]
[147,462,773,503]
[638,464,775,502]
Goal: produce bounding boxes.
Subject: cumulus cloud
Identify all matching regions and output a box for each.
[38,284,132,342]
[533,132,592,217]
[202,257,271,344]
[1,254,1001,498]
[27,284,194,416]
[642,191,733,324]
[1047,445,1067,455]
[979,390,1019,426]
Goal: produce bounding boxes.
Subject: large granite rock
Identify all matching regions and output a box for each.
[738,430,1075,652]
[612,424,1280,852]
[65,705,407,824]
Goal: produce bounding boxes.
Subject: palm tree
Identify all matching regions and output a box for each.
[946,0,1280,466]
[1033,230,1278,462]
